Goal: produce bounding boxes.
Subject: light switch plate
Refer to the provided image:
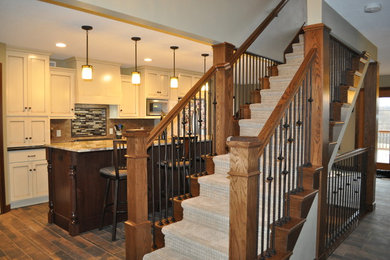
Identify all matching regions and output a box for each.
[56,130,61,137]
[109,128,114,135]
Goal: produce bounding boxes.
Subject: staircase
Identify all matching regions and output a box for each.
[144,35,317,260]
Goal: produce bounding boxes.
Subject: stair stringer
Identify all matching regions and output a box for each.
[327,57,370,171]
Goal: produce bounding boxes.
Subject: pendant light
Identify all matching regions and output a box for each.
[131,37,141,84]
[81,25,93,80]
[201,53,209,92]
[170,46,179,89]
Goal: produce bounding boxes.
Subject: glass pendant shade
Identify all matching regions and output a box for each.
[132,71,141,84]
[170,76,179,89]
[81,65,93,80]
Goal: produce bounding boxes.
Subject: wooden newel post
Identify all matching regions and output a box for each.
[124,129,151,260]
[213,42,235,155]
[227,137,261,260]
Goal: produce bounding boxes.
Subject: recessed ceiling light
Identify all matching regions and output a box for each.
[56,42,67,48]
[364,3,382,13]
[144,58,152,62]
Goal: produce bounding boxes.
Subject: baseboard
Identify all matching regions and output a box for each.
[10,196,48,209]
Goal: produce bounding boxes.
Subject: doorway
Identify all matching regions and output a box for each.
[377,87,390,170]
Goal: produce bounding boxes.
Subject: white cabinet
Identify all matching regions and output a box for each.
[50,67,75,118]
[6,50,50,116]
[7,117,50,147]
[109,75,139,118]
[177,72,203,98]
[8,149,48,208]
[65,57,121,104]
[144,69,169,99]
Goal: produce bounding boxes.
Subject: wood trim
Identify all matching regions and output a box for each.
[379,87,390,97]
[256,48,317,155]
[0,63,7,214]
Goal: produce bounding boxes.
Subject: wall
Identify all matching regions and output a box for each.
[0,42,7,211]
[380,75,390,87]
[339,108,356,154]
[322,2,377,60]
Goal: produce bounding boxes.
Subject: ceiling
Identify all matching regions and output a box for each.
[0,0,213,72]
[326,0,390,75]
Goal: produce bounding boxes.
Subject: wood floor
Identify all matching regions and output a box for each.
[1,179,389,259]
[329,178,390,260]
[0,203,125,259]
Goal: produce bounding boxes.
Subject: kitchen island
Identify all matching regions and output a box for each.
[46,140,127,235]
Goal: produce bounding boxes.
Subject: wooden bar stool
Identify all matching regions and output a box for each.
[99,139,127,241]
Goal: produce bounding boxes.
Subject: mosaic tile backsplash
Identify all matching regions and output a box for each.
[71,106,107,137]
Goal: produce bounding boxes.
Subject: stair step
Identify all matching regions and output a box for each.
[290,189,318,218]
[182,196,229,233]
[163,220,228,260]
[213,154,230,175]
[198,174,229,200]
[143,247,192,260]
[267,251,293,260]
[276,63,301,77]
[292,42,304,53]
[239,119,265,136]
[274,217,306,253]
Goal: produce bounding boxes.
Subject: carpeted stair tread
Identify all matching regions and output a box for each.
[143,248,193,260]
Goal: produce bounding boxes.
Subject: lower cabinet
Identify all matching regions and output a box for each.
[7,117,50,147]
[8,149,48,208]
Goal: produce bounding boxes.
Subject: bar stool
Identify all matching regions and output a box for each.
[99,139,127,241]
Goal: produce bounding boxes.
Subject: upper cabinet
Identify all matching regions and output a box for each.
[6,50,50,116]
[143,69,169,99]
[109,75,139,118]
[177,71,203,98]
[65,58,121,105]
[50,67,75,118]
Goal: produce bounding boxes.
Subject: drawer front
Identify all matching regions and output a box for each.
[8,149,46,163]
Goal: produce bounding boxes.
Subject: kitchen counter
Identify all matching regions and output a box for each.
[46,140,119,153]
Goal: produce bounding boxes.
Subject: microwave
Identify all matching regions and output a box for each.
[146,99,168,116]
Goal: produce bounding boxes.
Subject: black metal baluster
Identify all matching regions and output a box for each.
[267,140,274,256]
[176,114,182,200]
[213,75,217,155]
[292,95,297,191]
[170,122,175,222]
[282,113,289,222]
[182,108,187,198]
[157,135,163,225]
[277,120,283,222]
[193,96,198,177]
[272,127,278,254]
[164,129,169,223]
[198,91,203,175]
[261,147,266,257]
[151,143,156,248]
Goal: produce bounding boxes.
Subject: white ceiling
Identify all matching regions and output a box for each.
[0,0,213,72]
[326,0,390,75]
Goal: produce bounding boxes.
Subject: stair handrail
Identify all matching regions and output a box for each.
[334,147,368,163]
[147,0,289,147]
[256,47,317,155]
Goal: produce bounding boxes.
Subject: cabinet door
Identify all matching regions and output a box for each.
[7,118,28,147]
[6,52,28,115]
[32,161,48,197]
[120,79,139,117]
[30,118,49,146]
[28,54,49,115]
[178,74,193,97]
[159,74,170,99]
[145,71,161,98]
[9,162,33,201]
[50,69,75,117]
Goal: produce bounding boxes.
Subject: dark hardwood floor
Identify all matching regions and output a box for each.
[329,178,390,260]
[0,203,125,259]
[0,179,389,259]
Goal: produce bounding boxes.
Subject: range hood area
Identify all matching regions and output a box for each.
[63,57,122,105]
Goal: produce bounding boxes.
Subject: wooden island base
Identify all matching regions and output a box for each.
[47,145,127,236]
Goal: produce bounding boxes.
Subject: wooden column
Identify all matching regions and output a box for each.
[213,42,235,155]
[0,63,7,214]
[124,129,151,260]
[362,62,379,212]
[303,23,330,260]
[227,136,261,260]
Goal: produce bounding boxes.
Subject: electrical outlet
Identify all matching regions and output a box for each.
[109,128,114,135]
[56,130,61,137]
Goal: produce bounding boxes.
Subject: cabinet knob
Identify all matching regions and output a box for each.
[28,107,32,110]
[24,107,28,110]
[120,109,123,112]
[29,137,32,140]
[71,108,74,111]
[25,137,28,140]
[33,169,36,171]
[29,169,32,172]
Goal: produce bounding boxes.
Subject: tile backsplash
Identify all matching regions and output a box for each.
[71,106,107,137]
[50,104,157,143]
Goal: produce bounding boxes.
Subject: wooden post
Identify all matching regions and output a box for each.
[124,129,151,260]
[303,23,330,260]
[362,62,379,212]
[227,136,261,260]
[213,42,235,155]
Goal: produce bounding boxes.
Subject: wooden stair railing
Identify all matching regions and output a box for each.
[124,0,291,259]
[228,48,318,259]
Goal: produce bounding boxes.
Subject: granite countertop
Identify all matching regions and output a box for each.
[46,140,119,153]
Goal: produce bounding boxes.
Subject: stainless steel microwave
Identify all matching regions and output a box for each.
[146,99,168,116]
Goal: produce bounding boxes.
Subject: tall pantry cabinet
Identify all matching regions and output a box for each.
[6,49,50,208]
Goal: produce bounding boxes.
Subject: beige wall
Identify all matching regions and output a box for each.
[0,42,8,211]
